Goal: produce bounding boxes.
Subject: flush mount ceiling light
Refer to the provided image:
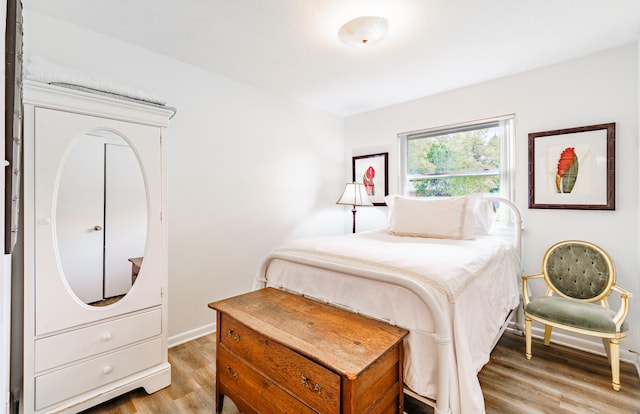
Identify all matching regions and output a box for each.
[338,16,389,47]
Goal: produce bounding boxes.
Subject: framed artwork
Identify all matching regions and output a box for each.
[528,123,615,210]
[352,152,388,206]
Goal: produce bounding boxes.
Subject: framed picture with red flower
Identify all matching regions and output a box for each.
[352,152,389,206]
[528,123,615,210]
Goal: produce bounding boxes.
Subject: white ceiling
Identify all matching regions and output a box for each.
[23,0,640,117]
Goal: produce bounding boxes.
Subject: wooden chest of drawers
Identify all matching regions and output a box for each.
[208,288,408,414]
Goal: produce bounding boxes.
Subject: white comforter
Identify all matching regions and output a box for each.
[256,230,521,414]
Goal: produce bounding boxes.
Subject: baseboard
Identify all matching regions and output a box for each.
[506,320,524,336]
[168,322,215,348]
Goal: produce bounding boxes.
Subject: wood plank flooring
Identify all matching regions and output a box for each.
[82,332,640,414]
[480,334,640,414]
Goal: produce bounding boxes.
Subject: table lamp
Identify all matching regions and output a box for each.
[336,182,373,233]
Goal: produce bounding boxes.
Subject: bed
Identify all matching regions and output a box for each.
[254,195,523,414]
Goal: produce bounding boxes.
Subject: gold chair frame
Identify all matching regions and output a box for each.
[522,240,632,391]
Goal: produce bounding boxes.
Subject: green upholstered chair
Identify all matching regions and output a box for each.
[522,240,631,391]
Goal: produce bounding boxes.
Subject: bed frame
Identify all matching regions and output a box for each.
[255,196,523,414]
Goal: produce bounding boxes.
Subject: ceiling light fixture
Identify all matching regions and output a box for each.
[338,16,389,47]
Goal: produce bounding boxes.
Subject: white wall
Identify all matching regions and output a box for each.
[345,44,640,358]
[22,10,346,343]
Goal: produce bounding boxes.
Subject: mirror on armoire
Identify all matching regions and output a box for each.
[56,130,147,306]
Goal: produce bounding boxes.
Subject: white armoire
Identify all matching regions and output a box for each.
[21,80,172,413]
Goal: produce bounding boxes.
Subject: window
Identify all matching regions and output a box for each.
[399,115,515,200]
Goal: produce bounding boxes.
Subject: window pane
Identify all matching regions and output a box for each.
[400,116,514,198]
[410,175,500,197]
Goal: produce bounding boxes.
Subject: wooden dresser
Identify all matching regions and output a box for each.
[208,288,408,413]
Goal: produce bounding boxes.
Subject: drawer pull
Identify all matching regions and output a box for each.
[101,332,112,341]
[226,366,239,380]
[301,374,322,395]
[102,365,113,375]
[226,328,240,342]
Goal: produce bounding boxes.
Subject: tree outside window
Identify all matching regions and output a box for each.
[401,117,514,199]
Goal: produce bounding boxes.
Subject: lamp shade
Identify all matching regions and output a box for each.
[338,16,389,47]
[336,182,374,207]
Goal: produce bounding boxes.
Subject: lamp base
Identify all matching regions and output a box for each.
[351,207,357,233]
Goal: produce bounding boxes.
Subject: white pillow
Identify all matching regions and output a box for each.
[386,195,475,240]
[470,195,495,235]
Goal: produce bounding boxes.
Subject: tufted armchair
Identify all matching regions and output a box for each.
[522,240,631,391]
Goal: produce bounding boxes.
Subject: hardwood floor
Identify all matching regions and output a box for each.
[480,334,640,414]
[83,332,640,414]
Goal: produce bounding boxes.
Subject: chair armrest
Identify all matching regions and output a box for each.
[611,285,632,330]
[522,273,544,307]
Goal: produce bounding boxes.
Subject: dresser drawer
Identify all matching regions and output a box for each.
[34,338,162,411]
[35,309,161,372]
[220,314,340,413]
[217,346,316,414]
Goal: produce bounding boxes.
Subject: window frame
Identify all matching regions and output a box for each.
[398,115,515,201]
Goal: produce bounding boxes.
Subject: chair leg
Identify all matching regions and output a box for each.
[525,316,532,360]
[602,338,612,363]
[608,338,621,391]
[543,325,552,346]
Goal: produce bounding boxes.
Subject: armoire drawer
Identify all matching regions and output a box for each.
[34,337,162,411]
[34,308,162,372]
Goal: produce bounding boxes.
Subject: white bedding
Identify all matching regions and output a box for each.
[255,229,521,414]
[24,55,168,105]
